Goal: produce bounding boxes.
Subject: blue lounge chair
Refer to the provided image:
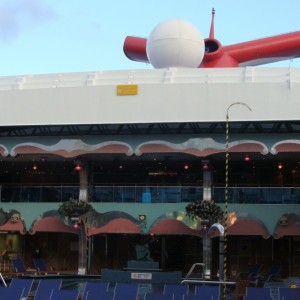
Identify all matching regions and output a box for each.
[264,264,282,282]
[254,264,282,286]
[33,257,77,274]
[244,287,272,300]
[84,289,114,300]
[9,278,34,298]
[183,295,214,300]
[82,281,110,300]
[164,283,189,295]
[164,283,189,300]
[246,263,263,281]
[34,279,62,300]
[114,282,139,300]
[49,289,80,300]
[279,287,300,300]
[12,258,36,275]
[33,258,48,272]
[144,294,174,300]
[0,286,26,300]
[194,286,220,300]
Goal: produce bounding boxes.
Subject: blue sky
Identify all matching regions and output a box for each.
[0,0,299,76]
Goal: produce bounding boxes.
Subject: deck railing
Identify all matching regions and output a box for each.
[0,185,299,204]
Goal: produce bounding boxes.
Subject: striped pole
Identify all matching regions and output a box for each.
[224,102,252,300]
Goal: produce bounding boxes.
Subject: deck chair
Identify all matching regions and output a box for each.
[244,287,272,300]
[264,264,282,282]
[279,287,300,300]
[11,258,36,275]
[144,294,174,300]
[33,257,77,274]
[33,258,48,272]
[255,264,282,286]
[84,289,114,300]
[34,279,62,300]
[164,283,189,295]
[114,282,139,300]
[163,283,189,300]
[246,263,263,281]
[9,278,34,298]
[49,289,80,300]
[0,286,26,300]
[82,281,110,300]
[183,296,214,300]
[194,286,220,300]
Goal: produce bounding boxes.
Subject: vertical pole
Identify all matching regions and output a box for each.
[223,110,230,300]
[224,102,252,300]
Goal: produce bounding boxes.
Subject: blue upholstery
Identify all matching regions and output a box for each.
[34,279,62,300]
[144,294,174,300]
[9,278,34,298]
[279,287,300,300]
[114,283,139,300]
[194,286,219,300]
[50,289,80,300]
[244,287,272,300]
[82,282,110,300]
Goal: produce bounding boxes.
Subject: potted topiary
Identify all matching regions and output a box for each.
[58,199,94,217]
[185,199,224,227]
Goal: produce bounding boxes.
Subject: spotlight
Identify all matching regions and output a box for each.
[74,164,82,171]
[278,162,283,170]
[244,154,251,162]
[202,163,209,170]
[184,163,189,170]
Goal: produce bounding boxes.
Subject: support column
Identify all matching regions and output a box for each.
[76,160,89,202]
[78,219,88,274]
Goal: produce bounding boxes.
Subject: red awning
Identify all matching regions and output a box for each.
[30,216,78,234]
[0,220,26,234]
[149,219,202,237]
[87,218,142,236]
[228,218,270,238]
[273,214,300,238]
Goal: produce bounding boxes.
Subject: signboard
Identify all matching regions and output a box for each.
[117,84,138,95]
[131,272,152,280]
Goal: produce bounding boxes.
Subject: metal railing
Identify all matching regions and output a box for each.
[0,185,299,204]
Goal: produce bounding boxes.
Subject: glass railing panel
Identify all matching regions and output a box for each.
[1,186,22,202]
[0,186,79,203]
[114,186,136,202]
[213,187,300,204]
[93,186,114,202]
[59,186,79,202]
[181,186,203,202]
[1,185,300,204]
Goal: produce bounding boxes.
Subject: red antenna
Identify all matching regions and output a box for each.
[209,8,215,39]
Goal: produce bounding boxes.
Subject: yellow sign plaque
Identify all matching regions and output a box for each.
[117,84,138,95]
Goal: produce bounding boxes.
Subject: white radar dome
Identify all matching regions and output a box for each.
[146,19,205,69]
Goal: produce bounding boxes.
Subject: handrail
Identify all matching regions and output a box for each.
[181,279,236,285]
[185,263,205,280]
